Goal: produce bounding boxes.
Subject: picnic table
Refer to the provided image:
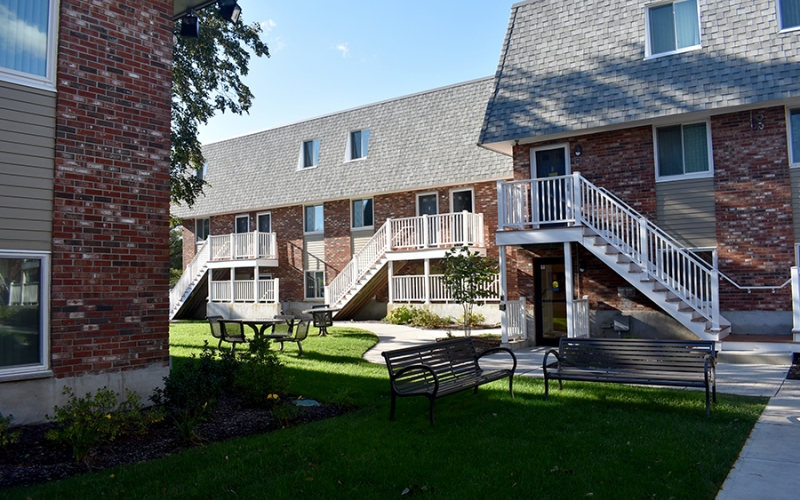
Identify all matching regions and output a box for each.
[240,317,290,338]
[301,307,340,336]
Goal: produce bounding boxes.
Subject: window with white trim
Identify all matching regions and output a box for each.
[305,270,324,299]
[196,218,210,242]
[0,0,59,89]
[300,139,320,169]
[347,129,370,161]
[351,198,373,229]
[646,0,701,57]
[304,204,324,233]
[235,215,249,233]
[196,162,208,182]
[0,251,49,374]
[655,121,712,180]
[790,108,800,166]
[779,0,800,30]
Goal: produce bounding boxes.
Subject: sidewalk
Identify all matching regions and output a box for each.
[347,322,800,500]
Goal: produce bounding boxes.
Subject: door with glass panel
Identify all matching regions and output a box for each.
[451,189,474,244]
[417,193,438,247]
[531,145,569,227]
[535,259,568,346]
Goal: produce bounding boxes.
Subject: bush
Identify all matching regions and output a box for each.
[383,305,414,325]
[456,311,485,328]
[0,412,20,448]
[410,308,451,328]
[233,336,289,408]
[150,342,234,443]
[46,387,155,462]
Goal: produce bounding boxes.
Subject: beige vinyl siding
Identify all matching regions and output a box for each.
[792,168,800,243]
[656,177,716,248]
[351,229,374,255]
[304,234,325,271]
[0,81,56,251]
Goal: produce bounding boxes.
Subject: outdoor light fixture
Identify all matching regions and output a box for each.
[574,145,582,156]
[181,10,200,37]
[218,0,242,23]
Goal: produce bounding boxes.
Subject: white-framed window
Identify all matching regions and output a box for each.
[779,0,800,30]
[235,215,249,233]
[257,212,271,233]
[0,250,50,376]
[351,198,373,229]
[417,192,438,216]
[305,270,325,299]
[346,129,370,161]
[195,218,210,242]
[196,162,208,182]
[451,188,474,213]
[304,204,324,233]
[0,0,60,90]
[654,121,713,180]
[789,108,800,166]
[645,0,701,57]
[299,139,320,169]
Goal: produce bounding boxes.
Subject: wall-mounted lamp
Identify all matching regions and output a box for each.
[218,0,242,23]
[574,145,582,157]
[578,261,586,273]
[180,10,200,37]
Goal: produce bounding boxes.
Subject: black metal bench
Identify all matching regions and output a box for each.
[382,337,517,424]
[543,338,717,415]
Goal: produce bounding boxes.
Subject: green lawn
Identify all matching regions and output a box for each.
[3,322,767,500]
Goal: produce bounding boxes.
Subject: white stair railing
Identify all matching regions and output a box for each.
[327,212,486,308]
[498,174,721,330]
[170,239,210,315]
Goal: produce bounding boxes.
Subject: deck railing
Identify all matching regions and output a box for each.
[327,212,485,308]
[497,173,721,330]
[391,274,500,303]
[7,283,38,306]
[505,297,527,341]
[572,295,590,338]
[209,231,277,261]
[210,278,279,303]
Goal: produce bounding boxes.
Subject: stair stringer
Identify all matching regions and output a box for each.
[169,265,209,320]
[579,228,730,341]
[331,256,389,317]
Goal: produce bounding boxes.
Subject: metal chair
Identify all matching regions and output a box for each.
[267,314,296,336]
[207,316,248,351]
[273,320,310,355]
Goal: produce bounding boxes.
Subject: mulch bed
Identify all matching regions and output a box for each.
[0,394,348,491]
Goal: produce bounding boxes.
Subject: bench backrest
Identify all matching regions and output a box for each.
[382,338,478,388]
[558,338,715,372]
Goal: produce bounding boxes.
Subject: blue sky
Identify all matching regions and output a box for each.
[197,1,512,145]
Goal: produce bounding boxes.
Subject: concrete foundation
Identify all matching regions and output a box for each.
[1,364,169,425]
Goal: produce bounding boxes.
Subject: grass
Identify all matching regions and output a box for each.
[3,322,767,500]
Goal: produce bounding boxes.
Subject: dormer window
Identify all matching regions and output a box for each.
[347,129,370,161]
[300,139,320,169]
[196,162,208,181]
[779,0,800,30]
[646,0,700,57]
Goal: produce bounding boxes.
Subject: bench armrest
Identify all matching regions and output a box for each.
[542,348,561,371]
[476,347,517,374]
[391,364,440,396]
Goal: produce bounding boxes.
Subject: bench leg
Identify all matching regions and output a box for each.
[427,395,436,425]
[544,373,550,401]
[297,341,303,356]
[509,376,514,399]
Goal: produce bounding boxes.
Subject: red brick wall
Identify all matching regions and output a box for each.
[50,0,173,377]
[181,219,197,270]
[713,106,793,311]
[324,200,351,283]
[271,206,305,301]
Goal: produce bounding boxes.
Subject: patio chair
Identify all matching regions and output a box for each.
[273,319,310,355]
[207,316,248,352]
[267,314,296,336]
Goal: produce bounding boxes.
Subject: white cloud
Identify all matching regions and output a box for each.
[0,4,48,65]
[336,43,349,58]
[260,19,276,33]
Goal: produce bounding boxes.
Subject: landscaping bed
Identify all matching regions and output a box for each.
[0,393,348,490]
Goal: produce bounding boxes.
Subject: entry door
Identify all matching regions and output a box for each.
[417,193,438,246]
[535,258,568,346]
[531,145,569,226]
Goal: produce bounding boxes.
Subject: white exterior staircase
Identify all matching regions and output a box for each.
[326,212,485,318]
[169,239,210,320]
[497,173,731,341]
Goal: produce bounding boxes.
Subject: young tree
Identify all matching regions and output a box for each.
[442,246,499,336]
[171,9,269,207]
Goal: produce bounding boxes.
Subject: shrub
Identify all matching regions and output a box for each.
[383,305,414,325]
[409,308,451,328]
[456,311,485,328]
[46,387,154,462]
[233,336,289,408]
[150,341,233,443]
[0,412,20,448]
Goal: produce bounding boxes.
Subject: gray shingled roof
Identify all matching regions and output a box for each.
[480,0,800,147]
[172,78,512,219]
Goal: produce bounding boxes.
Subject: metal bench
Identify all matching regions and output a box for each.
[382,337,517,424]
[543,338,717,415]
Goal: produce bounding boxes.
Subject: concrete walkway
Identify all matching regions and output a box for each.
[343,322,799,500]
